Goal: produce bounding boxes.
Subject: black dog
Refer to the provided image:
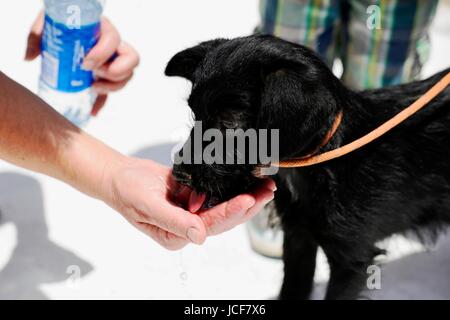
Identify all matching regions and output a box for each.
[165,35,450,299]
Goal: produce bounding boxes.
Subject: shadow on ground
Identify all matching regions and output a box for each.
[0,172,93,299]
[310,234,450,300]
[364,234,450,300]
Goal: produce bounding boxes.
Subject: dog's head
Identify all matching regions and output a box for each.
[166,35,347,208]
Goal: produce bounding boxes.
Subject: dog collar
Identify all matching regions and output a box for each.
[275,71,450,168]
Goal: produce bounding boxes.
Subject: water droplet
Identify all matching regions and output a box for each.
[179,272,188,281]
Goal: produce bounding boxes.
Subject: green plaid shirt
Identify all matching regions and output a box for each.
[257,0,438,89]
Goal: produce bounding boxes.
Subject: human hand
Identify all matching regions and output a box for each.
[101,157,276,250]
[25,12,139,116]
[0,70,272,251]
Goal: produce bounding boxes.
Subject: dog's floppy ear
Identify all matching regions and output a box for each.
[257,54,340,158]
[165,39,228,81]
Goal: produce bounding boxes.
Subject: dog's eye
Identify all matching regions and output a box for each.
[217,107,250,130]
[218,110,240,129]
[221,119,239,129]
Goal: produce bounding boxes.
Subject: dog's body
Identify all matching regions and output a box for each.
[274,68,450,300]
[166,35,450,299]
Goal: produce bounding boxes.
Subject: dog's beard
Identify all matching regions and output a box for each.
[172,126,263,208]
[173,161,260,209]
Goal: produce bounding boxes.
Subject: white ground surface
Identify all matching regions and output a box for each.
[0,0,449,300]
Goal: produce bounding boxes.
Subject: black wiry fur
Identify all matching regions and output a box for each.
[165,35,450,299]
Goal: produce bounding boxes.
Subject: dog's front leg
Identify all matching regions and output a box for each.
[324,258,371,300]
[279,229,318,300]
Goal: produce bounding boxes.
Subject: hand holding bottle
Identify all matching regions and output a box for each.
[25,9,139,120]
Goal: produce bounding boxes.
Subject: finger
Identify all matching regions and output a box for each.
[237,179,275,220]
[94,42,140,82]
[136,222,189,251]
[199,195,256,236]
[244,186,275,219]
[199,182,275,236]
[92,73,133,94]
[91,94,108,116]
[263,178,277,191]
[25,11,44,61]
[139,198,207,245]
[83,17,121,70]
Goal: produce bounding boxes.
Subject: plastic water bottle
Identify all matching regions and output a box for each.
[39,0,105,127]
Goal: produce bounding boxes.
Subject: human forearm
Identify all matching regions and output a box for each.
[0,71,275,249]
[0,71,125,199]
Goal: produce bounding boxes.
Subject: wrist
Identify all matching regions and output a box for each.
[98,156,170,212]
[97,150,134,207]
[57,130,130,202]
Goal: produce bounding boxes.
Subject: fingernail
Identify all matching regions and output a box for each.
[187,227,203,245]
[82,59,96,70]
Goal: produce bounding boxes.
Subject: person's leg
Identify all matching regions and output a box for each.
[341,0,438,90]
[257,0,341,67]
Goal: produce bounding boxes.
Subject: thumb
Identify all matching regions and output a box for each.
[25,11,45,61]
[144,194,207,245]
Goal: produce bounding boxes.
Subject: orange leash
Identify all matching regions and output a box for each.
[275,71,450,168]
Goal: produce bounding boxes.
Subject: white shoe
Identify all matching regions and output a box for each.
[246,201,283,259]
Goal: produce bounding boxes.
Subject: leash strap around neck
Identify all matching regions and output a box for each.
[275,71,450,168]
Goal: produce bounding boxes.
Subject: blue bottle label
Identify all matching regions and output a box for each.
[40,14,100,92]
